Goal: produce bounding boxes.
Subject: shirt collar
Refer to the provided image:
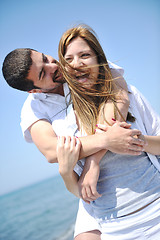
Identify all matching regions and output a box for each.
[32,83,70,103]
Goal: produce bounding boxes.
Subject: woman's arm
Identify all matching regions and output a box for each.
[57,135,102,203]
[56,135,82,199]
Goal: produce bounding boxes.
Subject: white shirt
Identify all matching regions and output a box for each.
[20,83,70,142]
[128,85,160,171]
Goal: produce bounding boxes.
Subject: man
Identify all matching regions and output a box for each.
[2,48,144,165]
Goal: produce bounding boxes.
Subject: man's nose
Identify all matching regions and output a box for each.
[45,62,58,74]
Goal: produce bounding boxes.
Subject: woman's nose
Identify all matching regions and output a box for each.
[72,57,83,68]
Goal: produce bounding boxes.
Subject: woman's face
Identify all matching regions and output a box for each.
[64,37,99,89]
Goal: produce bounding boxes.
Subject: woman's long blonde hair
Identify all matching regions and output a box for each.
[58,24,123,134]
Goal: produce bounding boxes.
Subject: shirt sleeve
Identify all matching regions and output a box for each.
[108,60,124,76]
[74,159,85,176]
[129,85,160,136]
[20,94,50,142]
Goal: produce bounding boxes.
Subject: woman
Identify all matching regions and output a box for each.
[57,25,160,239]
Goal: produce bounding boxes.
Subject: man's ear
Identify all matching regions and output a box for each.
[28,89,42,93]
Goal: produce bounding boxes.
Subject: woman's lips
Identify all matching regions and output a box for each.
[78,77,88,83]
[76,73,89,83]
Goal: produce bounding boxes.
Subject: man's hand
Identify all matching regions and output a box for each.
[96,122,145,155]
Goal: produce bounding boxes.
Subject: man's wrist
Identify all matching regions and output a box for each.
[95,132,109,150]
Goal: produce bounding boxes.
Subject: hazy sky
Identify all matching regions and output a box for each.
[0,0,160,195]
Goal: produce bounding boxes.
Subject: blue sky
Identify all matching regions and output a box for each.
[0,0,159,195]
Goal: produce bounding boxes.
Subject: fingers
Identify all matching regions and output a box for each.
[90,186,102,199]
[95,129,103,134]
[124,133,145,154]
[130,137,145,147]
[96,122,132,131]
[122,135,146,155]
[80,185,102,203]
[85,186,101,201]
[75,137,81,152]
[128,144,144,152]
[118,122,131,129]
[57,136,80,149]
[65,135,71,146]
[96,124,108,131]
[57,136,65,151]
[130,130,146,148]
[130,129,142,137]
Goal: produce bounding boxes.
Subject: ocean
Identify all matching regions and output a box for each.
[0,175,79,240]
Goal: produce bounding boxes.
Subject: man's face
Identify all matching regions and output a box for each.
[27,51,64,93]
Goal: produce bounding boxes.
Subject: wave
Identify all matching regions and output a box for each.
[57,223,75,240]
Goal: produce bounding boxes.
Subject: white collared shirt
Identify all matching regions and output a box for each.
[20,83,71,142]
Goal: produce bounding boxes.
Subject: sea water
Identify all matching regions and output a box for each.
[0,175,79,240]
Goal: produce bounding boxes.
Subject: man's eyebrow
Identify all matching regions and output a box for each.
[39,53,44,80]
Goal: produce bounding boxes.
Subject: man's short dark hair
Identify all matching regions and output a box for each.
[2,48,39,91]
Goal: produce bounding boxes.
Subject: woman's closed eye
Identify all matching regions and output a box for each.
[65,57,72,63]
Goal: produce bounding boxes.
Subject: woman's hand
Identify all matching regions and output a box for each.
[56,136,82,199]
[57,136,81,176]
[78,155,102,203]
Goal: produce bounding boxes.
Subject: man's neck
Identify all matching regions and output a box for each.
[43,83,64,96]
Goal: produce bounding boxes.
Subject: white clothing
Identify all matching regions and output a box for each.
[108,60,124,76]
[74,200,101,235]
[75,197,160,240]
[128,85,160,171]
[74,85,160,238]
[100,197,160,240]
[20,83,70,142]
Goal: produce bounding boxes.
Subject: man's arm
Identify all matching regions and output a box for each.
[29,119,58,163]
[29,119,111,163]
[29,119,145,163]
[142,135,160,155]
